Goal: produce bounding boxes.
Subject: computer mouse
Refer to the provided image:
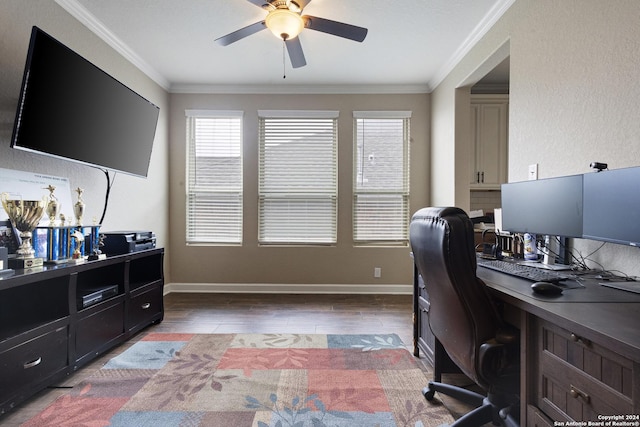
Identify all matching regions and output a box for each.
[531,281,563,296]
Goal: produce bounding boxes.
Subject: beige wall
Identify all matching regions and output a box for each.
[432,0,640,276]
[0,1,171,279]
[7,0,637,288]
[169,93,429,288]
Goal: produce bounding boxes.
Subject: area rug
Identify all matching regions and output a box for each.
[23,333,454,427]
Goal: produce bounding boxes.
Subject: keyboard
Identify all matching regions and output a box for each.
[477,257,568,283]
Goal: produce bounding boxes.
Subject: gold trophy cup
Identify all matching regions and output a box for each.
[45,185,61,227]
[1,193,48,268]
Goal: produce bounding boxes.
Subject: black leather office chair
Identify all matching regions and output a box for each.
[409,207,520,427]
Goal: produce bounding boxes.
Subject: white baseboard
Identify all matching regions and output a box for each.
[164,282,412,295]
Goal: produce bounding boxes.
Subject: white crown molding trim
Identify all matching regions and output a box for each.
[169,84,430,95]
[55,0,171,91]
[164,282,412,295]
[428,0,515,91]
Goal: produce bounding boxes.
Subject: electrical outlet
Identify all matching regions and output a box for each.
[374,267,381,278]
[528,164,538,180]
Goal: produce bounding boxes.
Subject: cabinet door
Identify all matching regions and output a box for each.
[470,95,509,189]
[75,299,125,365]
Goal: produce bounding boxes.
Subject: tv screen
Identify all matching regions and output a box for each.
[501,174,583,238]
[11,27,159,178]
[583,166,640,247]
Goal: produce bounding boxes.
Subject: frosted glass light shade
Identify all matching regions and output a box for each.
[265,9,304,40]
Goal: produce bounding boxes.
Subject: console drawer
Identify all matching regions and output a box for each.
[0,326,69,403]
[535,319,635,421]
[128,282,163,331]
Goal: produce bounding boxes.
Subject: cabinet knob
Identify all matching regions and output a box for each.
[23,357,42,369]
[141,302,151,309]
[569,385,590,403]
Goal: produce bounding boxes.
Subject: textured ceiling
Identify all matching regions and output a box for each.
[59,0,513,92]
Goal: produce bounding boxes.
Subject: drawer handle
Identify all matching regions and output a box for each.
[569,385,590,403]
[24,357,42,370]
[141,302,151,309]
[570,333,591,346]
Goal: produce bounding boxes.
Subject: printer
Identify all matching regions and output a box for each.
[101,231,156,255]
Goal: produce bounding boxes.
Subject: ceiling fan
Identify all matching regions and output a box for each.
[215,0,368,69]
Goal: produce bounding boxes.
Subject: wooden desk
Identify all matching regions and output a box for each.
[478,267,640,426]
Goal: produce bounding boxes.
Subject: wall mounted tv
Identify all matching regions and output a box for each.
[11,26,159,178]
[583,166,640,247]
[501,174,584,238]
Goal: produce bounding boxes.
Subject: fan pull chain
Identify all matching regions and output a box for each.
[282,40,287,79]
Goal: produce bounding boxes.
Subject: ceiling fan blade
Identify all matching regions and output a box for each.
[215,21,266,46]
[302,15,368,42]
[285,37,307,68]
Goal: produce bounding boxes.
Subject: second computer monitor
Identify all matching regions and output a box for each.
[501,174,583,238]
[583,166,640,247]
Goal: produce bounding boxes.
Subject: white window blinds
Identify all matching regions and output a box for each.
[353,111,411,245]
[186,110,243,244]
[258,110,339,245]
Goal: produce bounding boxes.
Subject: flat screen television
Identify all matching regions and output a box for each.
[583,166,640,247]
[501,174,583,238]
[11,26,159,178]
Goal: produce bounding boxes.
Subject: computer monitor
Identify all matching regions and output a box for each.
[501,174,583,238]
[582,166,640,247]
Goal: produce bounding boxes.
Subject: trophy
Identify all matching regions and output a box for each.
[44,185,61,227]
[69,229,86,264]
[74,187,85,226]
[1,192,48,269]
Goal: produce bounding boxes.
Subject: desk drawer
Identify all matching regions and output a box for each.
[535,319,634,421]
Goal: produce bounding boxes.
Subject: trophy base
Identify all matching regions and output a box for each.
[9,257,44,269]
[45,258,71,265]
[0,268,15,278]
[67,257,86,265]
[88,254,107,261]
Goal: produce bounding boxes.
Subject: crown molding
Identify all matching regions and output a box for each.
[169,83,430,95]
[428,0,515,91]
[55,0,171,91]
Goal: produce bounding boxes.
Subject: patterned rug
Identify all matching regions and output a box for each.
[23,333,454,427]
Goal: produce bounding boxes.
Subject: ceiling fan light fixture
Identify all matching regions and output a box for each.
[265,8,304,40]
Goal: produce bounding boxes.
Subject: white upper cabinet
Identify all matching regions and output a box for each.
[470,94,509,189]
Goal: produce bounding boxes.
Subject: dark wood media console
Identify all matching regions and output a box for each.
[0,248,164,416]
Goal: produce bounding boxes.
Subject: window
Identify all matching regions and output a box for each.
[258,110,339,244]
[186,110,243,244]
[353,111,411,245]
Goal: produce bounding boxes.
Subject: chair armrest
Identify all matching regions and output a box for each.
[495,324,519,345]
[478,329,520,393]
